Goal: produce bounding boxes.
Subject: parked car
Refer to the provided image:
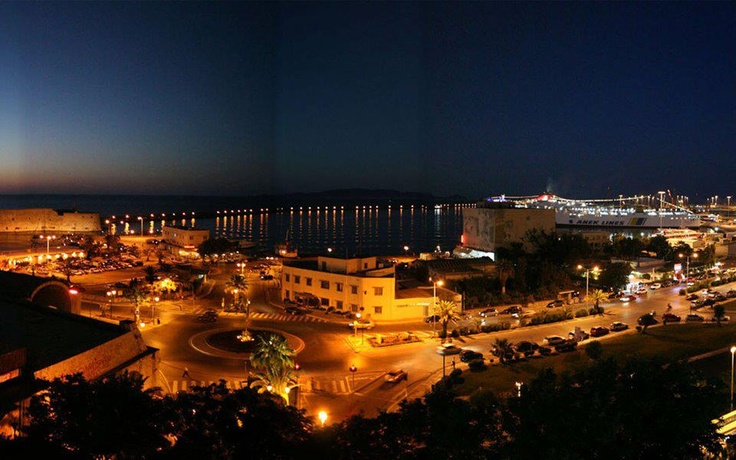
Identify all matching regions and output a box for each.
[638,314,659,325]
[479,308,498,317]
[513,341,539,356]
[348,319,375,329]
[610,321,629,331]
[437,343,462,355]
[685,314,705,322]
[544,335,567,346]
[590,326,610,337]
[727,290,736,298]
[285,306,306,315]
[424,314,441,323]
[636,287,648,295]
[501,305,523,315]
[385,369,408,383]
[619,294,637,302]
[685,293,699,301]
[650,283,662,290]
[546,299,564,308]
[568,329,590,341]
[662,313,681,323]
[459,349,484,363]
[702,298,717,307]
[555,340,578,353]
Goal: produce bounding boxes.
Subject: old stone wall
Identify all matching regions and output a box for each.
[0,208,101,233]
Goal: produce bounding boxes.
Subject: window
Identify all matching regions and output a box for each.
[336,300,343,310]
[336,282,343,292]
[373,287,383,296]
[285,274,290,282]
[374,306,383,314]
[350,285,358,295]
[320,280,330,289]
[350,303,359,312]
[321,297,329,306]
[285,290,290,299]
[306,278,312,286]
[294,275,301,284]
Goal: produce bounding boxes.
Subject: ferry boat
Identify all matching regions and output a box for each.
[489,193,702,229]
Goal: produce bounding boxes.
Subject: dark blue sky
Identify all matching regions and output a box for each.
[1,2,735,203]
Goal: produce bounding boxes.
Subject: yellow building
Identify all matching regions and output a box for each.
[280,255,443,321]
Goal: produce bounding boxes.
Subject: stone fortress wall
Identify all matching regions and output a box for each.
[0,208,101,233]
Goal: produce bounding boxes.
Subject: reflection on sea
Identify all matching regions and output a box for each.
[210,204,467,257]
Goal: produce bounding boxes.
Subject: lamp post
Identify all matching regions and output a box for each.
[679,252,698,282]
[40,235,55,258]
[354,313,361,338]
[431,278,443,335]
[152,296,159,322]
[349,364,357,391]
[658,190,665,230]
[237,262,245,275]
[138,216,144,236]
[577,265,598,308]
[318,411,328,427]
[731,346,736,411]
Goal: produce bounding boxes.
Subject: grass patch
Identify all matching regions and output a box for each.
[453,322,736,398]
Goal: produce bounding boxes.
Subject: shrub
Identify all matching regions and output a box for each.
[679,288,686,296]
[575,308,590,318]
[584,341,603,360]
[467,359,487,372]
[451,329,460,338]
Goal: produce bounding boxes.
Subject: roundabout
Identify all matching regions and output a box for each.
[188,326,306,359]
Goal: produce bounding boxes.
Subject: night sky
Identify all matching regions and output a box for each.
[2,2,735,202]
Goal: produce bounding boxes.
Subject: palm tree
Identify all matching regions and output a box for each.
[126,286,149,323]
[250,333,295,372]
[493,338,515,364]
[249,333,297,403]
[496,259,515,295]
[226,274,248,311]
[143,265,157,285]
[436,299,460,341]
[589,289,609,316]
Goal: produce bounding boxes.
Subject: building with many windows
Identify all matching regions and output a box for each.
[280,255,447,321]
[161,226,209,259]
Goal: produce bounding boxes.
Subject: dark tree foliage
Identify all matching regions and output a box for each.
[197,237,236,258]
[160,381,314,460]
[645,235,671,259]
[502,357,724,459]
[598,261,631,290]
[609,235,645,260]
[25,371,171,459]
[524,229,593,265]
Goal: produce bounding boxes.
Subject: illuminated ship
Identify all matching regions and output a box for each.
[486,193,702,229]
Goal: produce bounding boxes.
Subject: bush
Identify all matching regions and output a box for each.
[585,341,603,360]
[679,288,686,296]
[575,308,590,318]
[467,359,487,372]
[451,329,460,338]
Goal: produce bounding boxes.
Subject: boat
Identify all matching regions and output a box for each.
[276,231,298,258]
[488,193,702,229]
[227,238,257,250]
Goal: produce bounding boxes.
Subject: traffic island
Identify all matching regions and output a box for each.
[367,332,422,347]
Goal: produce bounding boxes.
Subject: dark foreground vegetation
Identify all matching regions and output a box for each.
[1,355,733,460]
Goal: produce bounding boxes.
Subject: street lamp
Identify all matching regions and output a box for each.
[354,313,361,338]
[138,216,144,236]
[731,346,736,411]
[577,265,599,309]
[40,234,56,258]
[318,411,328,427]
[658,190,665,230]
[237,262,245,275]
[679,252,697,282]
[349,364,357,390]
[431,278,444,335]
[152,296,159,322]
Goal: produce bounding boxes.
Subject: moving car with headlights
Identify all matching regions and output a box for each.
[619,294,637,302]
[348,319,375,329]
[436,343,463,355]
[385,369,408,383]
